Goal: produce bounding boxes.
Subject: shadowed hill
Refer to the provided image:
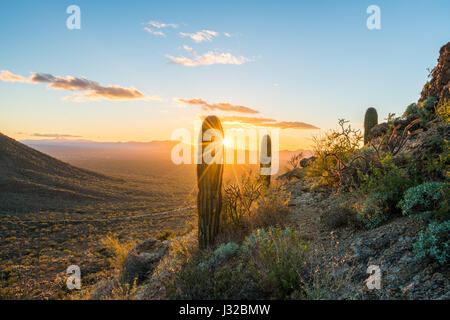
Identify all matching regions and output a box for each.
[0,132,126,209]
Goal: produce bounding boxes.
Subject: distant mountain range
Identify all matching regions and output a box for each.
[21,138,313,162]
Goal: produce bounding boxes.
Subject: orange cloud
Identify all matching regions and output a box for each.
[217,115,319,130]
[0,70,29,82]
[0,70,150,101]
[177,98,259,114]
[32,133,83,138]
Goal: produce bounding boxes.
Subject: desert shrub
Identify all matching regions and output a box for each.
[166,242,262,299]
[403,103,418,119]
[307,119,363,186]
[90,278,138,300]
[156,229,177,241]
[220,172,290,241]
[286,152,303,170]
[423,136,450,182]
[249,185,290,229]
[320,205,357,230]
[398,182,446,217]
[435,99,450,122]
[413,221,450,265]
[197,242,240,269]
[355,192,389,229]
[167,227,309,300]
[358,154,413,222]
[221,171,263,229]
[100,235,135,270]
[403,97,438,124]
[243,227,309,298]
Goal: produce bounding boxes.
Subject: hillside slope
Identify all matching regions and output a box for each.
[0,132,125,210]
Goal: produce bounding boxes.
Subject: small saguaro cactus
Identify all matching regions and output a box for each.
[364,107,378,144]
[259,134,272,187]
[197,115,224,249]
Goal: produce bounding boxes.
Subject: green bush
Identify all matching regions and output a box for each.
[243,228,309,298]
[198,242,240,269]
[307,119,363,186]
[413,221,450,265]
[356,193,388,229]
[398,182,446,217]
[357,154,413,228]
[167,242,261,299]
[403,97,438,124]
[403,103,418,119]
[167,227,309,299]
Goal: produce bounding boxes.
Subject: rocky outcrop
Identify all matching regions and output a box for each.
[277,168,305,181]
[300,156,317,168]
[120,239,169,285]
[277,156,317,181]
[326,217,449,299]
[420,42,450,104]
[286,179,450,300]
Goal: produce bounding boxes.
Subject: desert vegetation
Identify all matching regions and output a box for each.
[1,43,449,300]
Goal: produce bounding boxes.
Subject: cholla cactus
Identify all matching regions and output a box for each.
[197,115,224,249]
[364,107,378,144]
[259,134,272,187]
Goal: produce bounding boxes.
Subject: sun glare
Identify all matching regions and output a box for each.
[222,138,230,147]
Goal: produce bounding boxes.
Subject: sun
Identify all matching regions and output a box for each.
[222,138,230,147]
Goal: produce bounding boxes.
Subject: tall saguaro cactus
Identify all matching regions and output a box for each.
[197,115,224,249]
[259,134,272,187]
[364,107,378,145]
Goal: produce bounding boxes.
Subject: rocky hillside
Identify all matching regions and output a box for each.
[0,132,118,203]
[87,43,449,301]
[420,42,450,103]
[285,179,449,299]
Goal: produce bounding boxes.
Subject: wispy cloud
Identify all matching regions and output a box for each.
[179,30,219,43]
[177,98,259,114]
[0,70,29,82]
[146,21,178,29]
[143,20,178,37]
[31,133,83,138]
[217,115,320,130]
[166,46,251,66]
[144,27,166,37]
[1,70,152,101]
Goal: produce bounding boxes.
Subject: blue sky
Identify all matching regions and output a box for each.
[0,0,448,149]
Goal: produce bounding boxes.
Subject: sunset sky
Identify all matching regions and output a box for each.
[1,0,449,150]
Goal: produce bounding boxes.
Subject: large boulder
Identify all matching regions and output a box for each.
[368,122,389,141]
[119,239,169,285]
[300,156,317,168]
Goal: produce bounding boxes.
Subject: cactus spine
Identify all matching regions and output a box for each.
[197,116,224,249]
[364,107,378,144]
[259,134,272,187]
